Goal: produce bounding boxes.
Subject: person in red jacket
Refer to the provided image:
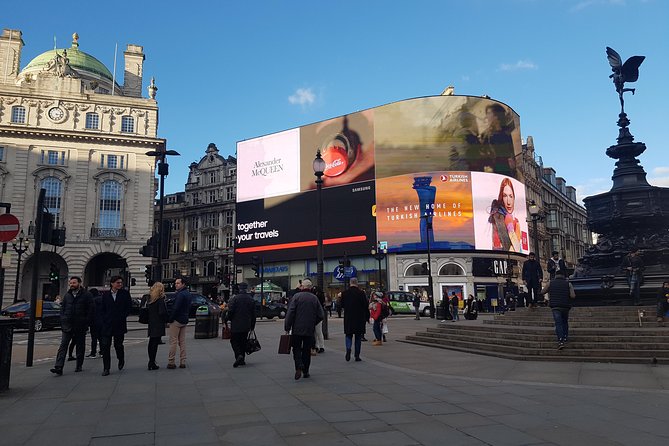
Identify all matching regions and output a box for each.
[369,292,385,346]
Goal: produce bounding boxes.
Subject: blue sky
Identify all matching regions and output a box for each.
[7,0,669,198]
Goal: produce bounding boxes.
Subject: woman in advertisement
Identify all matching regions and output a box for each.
[479,103,516,177]
[488,178,521,252]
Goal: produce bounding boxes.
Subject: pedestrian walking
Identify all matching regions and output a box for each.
[50,276,94,376]
[225,282,256,368]
[412,290,421,320]
[144,282,168,370]
[541,271,576,349]
[99,275,133,376]
[341,277,370,361]
[464,294,478,320]
[522,252,543,308]
[86,288,101,358]
[369,292,385,345]
[547,250,567,280]
[312,285,326,354]
[621,247,644,305]
[284,279,323,380]
[167,277,192,369]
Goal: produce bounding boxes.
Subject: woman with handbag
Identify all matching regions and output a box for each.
[144,282,168,370]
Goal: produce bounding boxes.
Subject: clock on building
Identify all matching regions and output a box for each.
[47,107,65,122]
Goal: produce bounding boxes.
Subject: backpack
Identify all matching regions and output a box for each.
[380,302,390,319]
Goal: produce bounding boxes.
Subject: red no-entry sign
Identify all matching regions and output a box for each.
[0,213,20,242]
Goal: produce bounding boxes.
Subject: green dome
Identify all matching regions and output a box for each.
[22,47,114,81]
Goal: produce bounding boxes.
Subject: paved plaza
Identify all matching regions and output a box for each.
[2,315,669,445]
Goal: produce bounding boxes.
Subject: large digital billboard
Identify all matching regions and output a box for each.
[235,95,526,263]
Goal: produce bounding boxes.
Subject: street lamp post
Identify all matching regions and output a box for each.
[528,200,542,262]
[11,230,30,303]
[146,148,180,281]
[313,149,328,339]
[370,244,387,291]
[421,213,436,318]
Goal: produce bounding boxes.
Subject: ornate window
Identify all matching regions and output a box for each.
[404,263,426,276]
[40,150,66,166]
[206,262,216,277]
[121,116,134,133]
[11,106,26,124]
[206,234,218,250]
[0,146,4,162]
[225,210,233,225]
[41,177,62,227]
[171,238,179,254]
[85,112,99,129]
[190,234,198,252]
[225,186,234,201]
[438,263,465,276]
[99,180,123,229]
[225,232,233,248]
[208,190,216,203]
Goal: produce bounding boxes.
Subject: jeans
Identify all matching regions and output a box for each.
[451,304,459,321]
[291,335,314,372]
[527,283,541,306]
[372,319,382,341]
[100,334,125,371]
[628,273,641,304]
[551,307,570,342]
[345,334,362,358]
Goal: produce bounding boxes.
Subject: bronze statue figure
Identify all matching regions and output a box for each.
[606,47,644,114]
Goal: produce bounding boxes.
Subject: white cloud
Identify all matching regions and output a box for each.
[570,0,626,13]
[572,177,611,204]
[498,60,538,72]
[288,88,316,106]
[648,166,669,187]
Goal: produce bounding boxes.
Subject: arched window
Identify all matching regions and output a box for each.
[11,106,26,123]
[438,263,465,276]
[99,180,122,228]
[85,112,99,129]
[41,176,62,227]
[405,263,427,276]
[121,116,134,133]
[206,262,216,277]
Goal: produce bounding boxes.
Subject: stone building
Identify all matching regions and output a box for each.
[158,143,237,300]
[0,29,163,306]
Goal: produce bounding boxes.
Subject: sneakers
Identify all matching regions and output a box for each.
[101,370,110,376]
[557,342,565,350]
[50,367,63,376]
[372,340,383,346]
[166,364,177,369]
[86,352,97,358]
[67,356,75,362]
[382,335,387,342]
[318,348,325,353]
[74,367,82,373]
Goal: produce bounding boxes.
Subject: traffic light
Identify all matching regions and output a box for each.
[144,265,153,283]
[139,235,157,257]
[48,263,59,282]
[216,267,224,280]
[251,255,262,278]
[40,212,55,244]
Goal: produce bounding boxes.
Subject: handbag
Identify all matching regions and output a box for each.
[245,330,261,354]
[278,334,292,354]
[222,322,231,340]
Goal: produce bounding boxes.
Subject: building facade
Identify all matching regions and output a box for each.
[0,29,163,306]
[157,143,237,300]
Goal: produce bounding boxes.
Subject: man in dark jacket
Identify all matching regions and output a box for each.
[225,282,256,368]
[51,276,94,375]
[284,278,323,380]
[99,276,133,376]
[541,271,575,349]
[341,277,370,362]
[621,248,644,305]
[522,252,543,308]
[167,277,192,369]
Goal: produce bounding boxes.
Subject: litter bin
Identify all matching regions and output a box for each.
[194,306,213,339]
[0,317,17,392]
[436,302,450,320]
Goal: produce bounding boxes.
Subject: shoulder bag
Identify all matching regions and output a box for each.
[246,330,261,354]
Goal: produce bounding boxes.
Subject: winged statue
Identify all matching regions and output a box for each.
[606,47,645,114]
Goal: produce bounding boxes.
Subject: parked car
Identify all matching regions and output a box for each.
[163,292,221,319]
[252,294,287,319]
[384,291,432,317]
[1,301,62,331]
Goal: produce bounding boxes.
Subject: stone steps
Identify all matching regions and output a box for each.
[403,306,669,364]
